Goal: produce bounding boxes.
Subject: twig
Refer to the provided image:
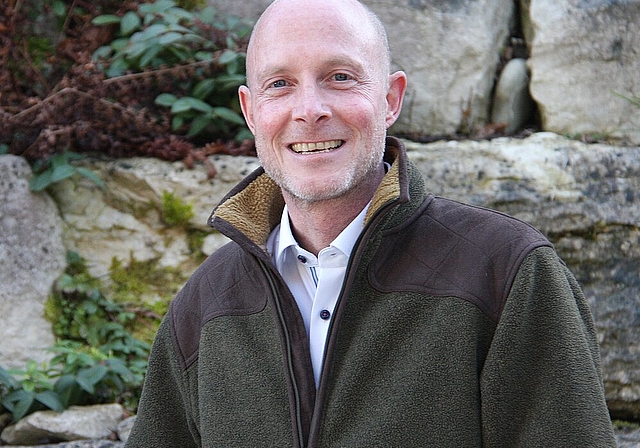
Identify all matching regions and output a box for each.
[102,58,219,84]
[59,0,78,44]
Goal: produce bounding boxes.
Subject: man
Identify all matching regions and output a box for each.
[125,0,617,446]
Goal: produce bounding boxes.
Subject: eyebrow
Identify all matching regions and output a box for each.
[254,54,368,84]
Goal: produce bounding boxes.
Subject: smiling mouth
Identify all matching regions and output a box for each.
[290,140,344,154]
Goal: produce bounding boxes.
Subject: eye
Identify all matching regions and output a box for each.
[271,79,287,88]
[333,73,351,82]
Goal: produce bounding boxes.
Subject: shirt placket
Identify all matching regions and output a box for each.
[308,248,348,386]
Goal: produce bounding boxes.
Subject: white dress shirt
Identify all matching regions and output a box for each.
[267,204,369,387]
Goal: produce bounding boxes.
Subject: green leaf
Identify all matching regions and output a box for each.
[53,375,81,408]
[171,115,184,131]
[155,93,178,107]
[0,366,18,389]
[164,7,194,24]
[35,391,63,412]
[92,45,113,61]
[194,51,213,61]
[110,38,129,52]
[77,365,108,393]
[106,358,133,379]
[82,300,98,314]
[138,24,169,41]
[167,24,194,34]
[50,164,76,184]
[171,97,213,114]
[226,58,239,76]
[52,1,67,17]
[215,74,246,89]
[235,128,254,142]
[75,167,106,190]
[167,46,189,63]
[191,79,215,100]
[124,41,150,61]
[105,57,128,78]
[30,170,53,192]
[187,114,213,137]
[199,6,217,24]
[158,31,183,46]
[139,0,175,15]
[213,107,246,125]
[4,390,34,421]
[120,11,141,35]
[63,151,84,161]
[91,14,122,26]
[218,49,237,65]
[139,44,164,68]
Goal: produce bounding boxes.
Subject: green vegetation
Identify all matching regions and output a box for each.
[614,91,640,108]
[92,0,252,141]
[0,0,247,426]
[109,254,185,342]
[2,0,255,176]
[0,343,140,422]
[161,190,195,226]
[29,151,106,192]
[1,249,186,423]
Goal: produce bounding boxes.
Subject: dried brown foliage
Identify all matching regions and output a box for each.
[0,0,255,173]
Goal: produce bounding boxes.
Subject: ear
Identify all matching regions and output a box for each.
[238,85,256,134]
[385,71,407,128]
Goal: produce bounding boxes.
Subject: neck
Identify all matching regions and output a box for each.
[284,166,384,255]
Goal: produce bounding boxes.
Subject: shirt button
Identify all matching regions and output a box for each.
[319,310,331,320]
[297,255,307,263]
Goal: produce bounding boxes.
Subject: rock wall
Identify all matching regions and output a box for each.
[208,0,640,144]
[1,133,638,421]
[404,133,640,420]
[0,156,64,369]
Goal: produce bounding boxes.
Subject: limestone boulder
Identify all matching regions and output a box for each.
[0,155,65,369]
[367,0,515,136]
[524,0,640,144]
[49,155,258,279]
[0,404,125,446]
[490,58,535,134]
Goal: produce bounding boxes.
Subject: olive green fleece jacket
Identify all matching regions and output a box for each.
[126,137,616,447]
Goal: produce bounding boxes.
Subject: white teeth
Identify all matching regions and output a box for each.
[291,140,342,153]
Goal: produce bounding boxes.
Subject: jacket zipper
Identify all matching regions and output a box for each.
[308,197,401,446]
[258,259,306,448]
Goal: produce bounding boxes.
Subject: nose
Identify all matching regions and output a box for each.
[291,83,332,123]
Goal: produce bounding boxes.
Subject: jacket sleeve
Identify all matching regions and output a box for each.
[479,246,616,447]
[125,316,201,447]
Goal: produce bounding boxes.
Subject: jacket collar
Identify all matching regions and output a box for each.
[208,136,418,253]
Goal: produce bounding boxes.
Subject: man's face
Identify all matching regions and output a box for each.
[239,0,405,203]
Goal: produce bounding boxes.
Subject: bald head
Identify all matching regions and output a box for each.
[245,0,391,88]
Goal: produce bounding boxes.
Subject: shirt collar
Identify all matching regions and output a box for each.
[268,203,370,268]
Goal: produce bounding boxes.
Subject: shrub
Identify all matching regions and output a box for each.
[1,0,255,171]
[1,251,154,422]
[92,0,252,141]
